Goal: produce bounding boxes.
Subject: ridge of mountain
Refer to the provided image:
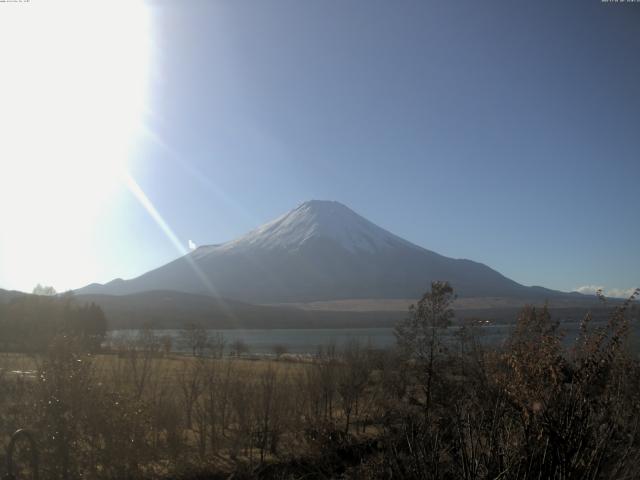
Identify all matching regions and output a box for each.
[75,200,578,303]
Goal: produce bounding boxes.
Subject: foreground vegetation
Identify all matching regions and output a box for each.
[0,283,639,479]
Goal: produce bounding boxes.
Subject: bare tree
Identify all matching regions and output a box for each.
[337,339,371,433]
[178,358,204,430]
[272,344,288,359]
[180,323,209,356]
[230,338,250,357]
[32,283,57,296]
[207,331,226,358]
[160,334,173,357]
[395,281,455,418]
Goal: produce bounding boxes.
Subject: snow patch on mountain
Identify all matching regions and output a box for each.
[193,200,418,256]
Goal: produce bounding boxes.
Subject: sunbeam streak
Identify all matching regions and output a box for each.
[123,172,235,318]
[139,124,258,227]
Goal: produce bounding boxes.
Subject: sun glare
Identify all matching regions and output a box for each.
[0,1,151,291]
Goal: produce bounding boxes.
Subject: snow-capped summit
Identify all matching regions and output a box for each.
[195,200,415,256]
[76,200,564,303]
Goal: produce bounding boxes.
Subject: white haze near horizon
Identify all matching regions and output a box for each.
[574,285,638,300]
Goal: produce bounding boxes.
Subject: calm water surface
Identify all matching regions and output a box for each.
[107,323,622,355]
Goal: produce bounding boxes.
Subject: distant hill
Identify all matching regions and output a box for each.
[0,288,613,331]
[0,288,27,303]
[77,291,624,329]
[75,289,617,330]
[75,290,405,330]
[76,200,585,304]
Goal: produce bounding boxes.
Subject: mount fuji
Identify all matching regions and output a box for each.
[77,200,570,303]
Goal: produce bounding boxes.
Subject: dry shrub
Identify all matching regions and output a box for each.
[0,286,639,480]
[376,288,640,480]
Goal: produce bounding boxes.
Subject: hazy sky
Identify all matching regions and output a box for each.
[1,0,638,296]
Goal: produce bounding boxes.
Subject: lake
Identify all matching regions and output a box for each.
[107,322,623,355]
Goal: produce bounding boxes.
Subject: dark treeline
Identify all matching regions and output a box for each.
[0,283,639,479]
[0,294,107,352]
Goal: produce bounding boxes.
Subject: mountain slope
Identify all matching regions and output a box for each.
[76,290,611,330]
[75,290,407,330]
[0,288,28,303]
[77,200,571,302]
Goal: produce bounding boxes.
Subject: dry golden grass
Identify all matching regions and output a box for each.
[0,351,309,387]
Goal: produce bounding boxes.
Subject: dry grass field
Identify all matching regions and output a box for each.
[0,287,639,479]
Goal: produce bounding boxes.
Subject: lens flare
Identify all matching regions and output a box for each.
[0,0,151,291]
